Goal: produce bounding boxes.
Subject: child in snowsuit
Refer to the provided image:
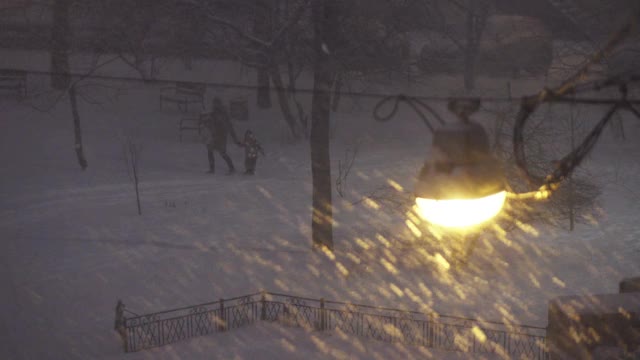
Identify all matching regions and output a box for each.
[241,130,265,175]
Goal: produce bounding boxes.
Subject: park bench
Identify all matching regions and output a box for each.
[178,112,208,142]
[229,96,249,121]
[159,81,205,113]
[0,69,27,99]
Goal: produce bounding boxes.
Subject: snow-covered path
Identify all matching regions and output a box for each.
[1,68,639,359]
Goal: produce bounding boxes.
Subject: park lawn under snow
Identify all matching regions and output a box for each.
[1,57,640,359]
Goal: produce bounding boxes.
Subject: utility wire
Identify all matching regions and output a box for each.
[371,63,640,132]
[373,94,445,132]
[370,8,640,203]
[17,68,640,106]
[513,9,640,196]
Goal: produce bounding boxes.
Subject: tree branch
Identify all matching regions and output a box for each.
[182,0,271,48]
[270,0,312,47]
[185,0,311,50]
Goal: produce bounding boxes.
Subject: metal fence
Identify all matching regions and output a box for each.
[115,291,548,359]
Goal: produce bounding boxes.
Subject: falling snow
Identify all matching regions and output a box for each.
[2,5,640,358]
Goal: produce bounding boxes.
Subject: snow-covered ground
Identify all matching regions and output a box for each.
[122,321,489,360]
[1,52,639,359]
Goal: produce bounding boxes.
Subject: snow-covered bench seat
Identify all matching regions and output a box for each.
[0,69,27,98]
[159,81,205,112]
[178,113,207,142]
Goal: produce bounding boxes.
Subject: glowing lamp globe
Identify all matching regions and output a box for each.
[414,120,506,229]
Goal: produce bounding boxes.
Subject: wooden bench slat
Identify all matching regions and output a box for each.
[178,114,206,142]
[0,69,27,98]
[160,82,205,113]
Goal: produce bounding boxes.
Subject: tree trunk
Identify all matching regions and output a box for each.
[269,66,300,139]
[331,72,342,112]
[463,0,477,92]
[569,103,575,231]
[254,2,272,108]
[310,0,336,251]
[286,58,309,138]
[129,141,142,215]
[51,0,71,90]
[69,85,88,170]
[257,68,272,108]
[134,170,142,215]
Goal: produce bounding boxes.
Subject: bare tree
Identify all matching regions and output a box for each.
[486,99,602,230]
[123,136,142,215]
[40,0,170,170]
[68,84,88,170]
[415,1,559,88]
[409,0,490,90]
[177,0,312,140]
[309,0,340,250]
[335,140,360,198]
[462,0,489,91]
[59,0,422,250]
[89,0,165,80]
[51,0,71,90]
[50,0,91,170]
[253,1,273,109]
[165,0,329,247]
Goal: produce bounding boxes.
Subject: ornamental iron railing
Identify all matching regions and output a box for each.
[115,291,548,359]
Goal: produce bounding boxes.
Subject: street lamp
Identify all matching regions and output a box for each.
[413,99,506,229]
[376,80,637,231]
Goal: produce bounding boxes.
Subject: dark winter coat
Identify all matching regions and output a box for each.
[203,109,240,151]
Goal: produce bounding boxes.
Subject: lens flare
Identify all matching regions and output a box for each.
[415,191,506,228]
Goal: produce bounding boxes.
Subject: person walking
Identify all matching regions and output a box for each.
[241,129,265,175]
[202,97,242,174]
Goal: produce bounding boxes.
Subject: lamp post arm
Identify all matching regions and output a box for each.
[514,91,634,198]
[512,9,640,195]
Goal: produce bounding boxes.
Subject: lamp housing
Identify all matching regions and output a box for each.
[414,120,506,228]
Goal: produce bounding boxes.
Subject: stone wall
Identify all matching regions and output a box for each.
[547,278,640,359]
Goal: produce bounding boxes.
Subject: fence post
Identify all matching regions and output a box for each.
[428,314,434,348]
[393,314,398,343]
[320,298,326,331]
[114,299,128,352]
[472,327,476,353]
[260,291,266,321]
[504,332,508,356]
[219,298,225,332]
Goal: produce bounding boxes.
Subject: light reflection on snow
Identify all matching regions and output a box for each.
[2,74,638,360]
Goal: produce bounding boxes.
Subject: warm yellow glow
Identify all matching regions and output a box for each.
[415,191,506,228]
